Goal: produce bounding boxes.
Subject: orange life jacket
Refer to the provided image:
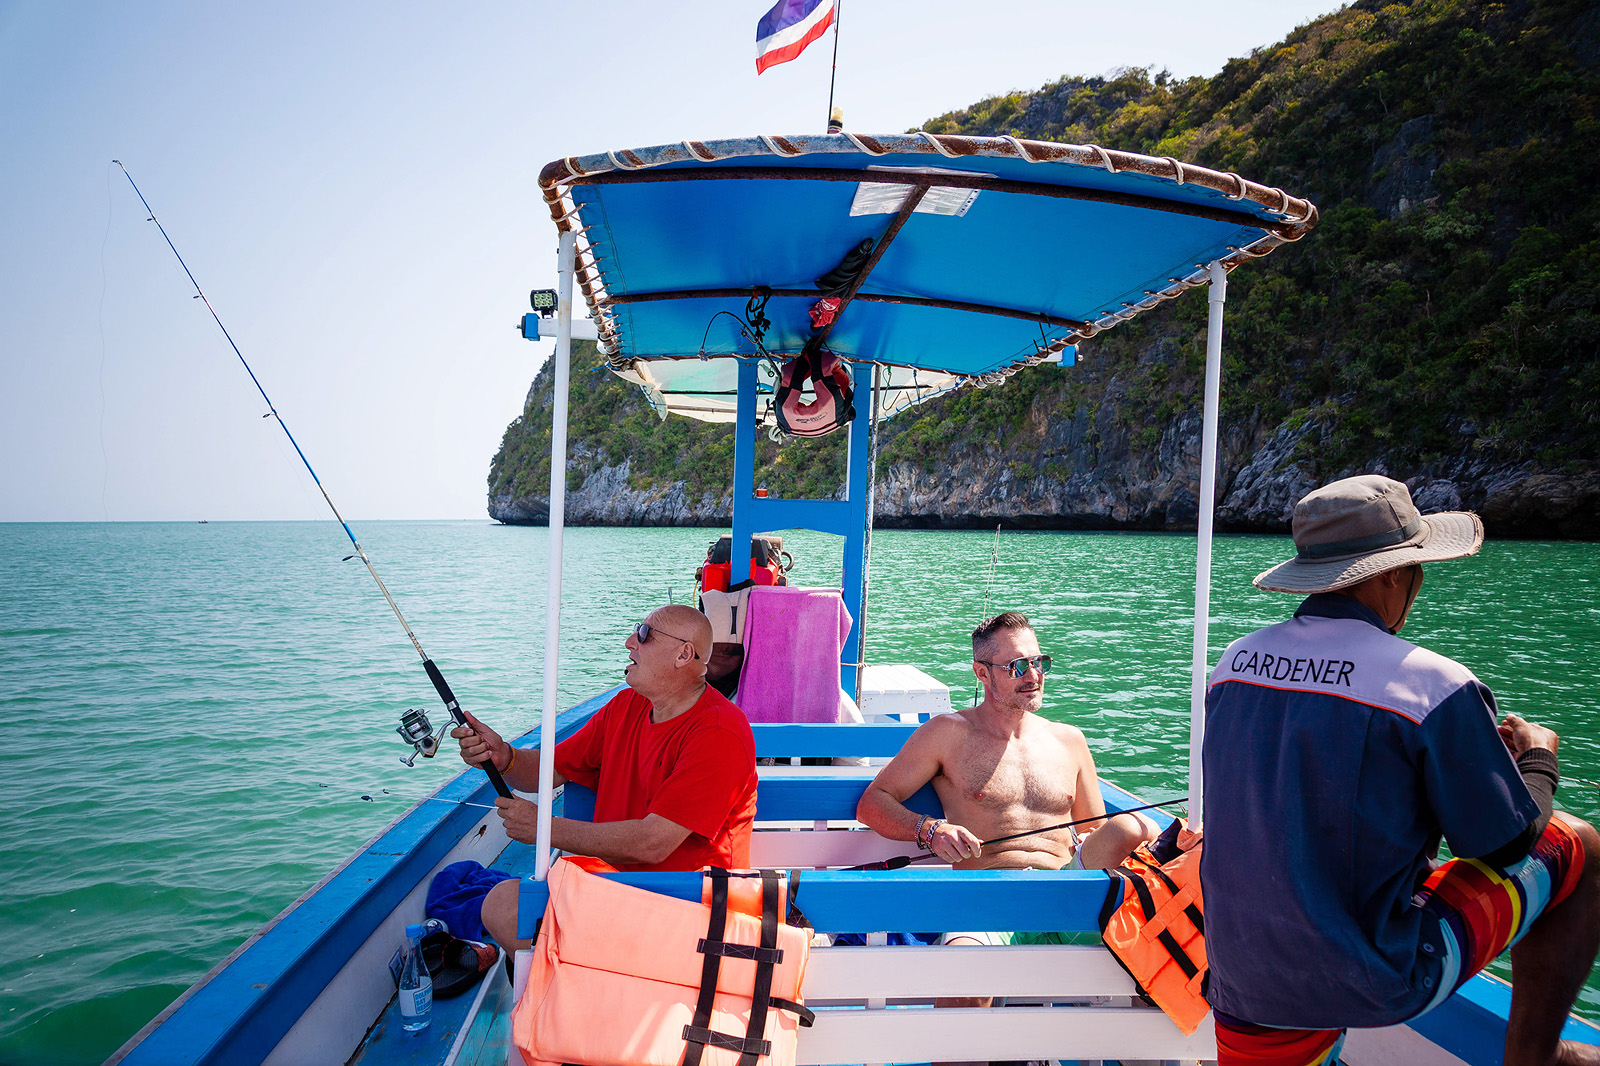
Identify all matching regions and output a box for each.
[513,860,812,1066]
[1098,821,1209,1036]
[774,346,854,438]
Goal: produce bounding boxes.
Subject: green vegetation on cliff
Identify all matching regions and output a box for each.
[491,0,1600,515]
[489,344,847,506]
[895,0,1600,473]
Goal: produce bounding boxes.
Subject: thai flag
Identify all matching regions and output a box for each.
[755,0,835,74]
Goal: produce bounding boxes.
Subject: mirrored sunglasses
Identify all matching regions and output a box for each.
[980,654,1052,679]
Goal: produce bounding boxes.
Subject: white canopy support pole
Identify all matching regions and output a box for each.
[1187,260,1228,832]
[535,229,576,881]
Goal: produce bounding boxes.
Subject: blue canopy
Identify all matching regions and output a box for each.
[538,132,1316,420]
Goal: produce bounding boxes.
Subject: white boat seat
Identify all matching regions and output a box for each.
[508,872,1217,1066]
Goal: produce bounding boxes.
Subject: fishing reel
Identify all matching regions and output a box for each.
[396,707,445,767]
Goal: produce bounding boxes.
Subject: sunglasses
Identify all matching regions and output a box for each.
[978,654,1052,679]
[632,622,701,660]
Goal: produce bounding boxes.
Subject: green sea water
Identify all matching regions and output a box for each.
[3,521,1598,1065]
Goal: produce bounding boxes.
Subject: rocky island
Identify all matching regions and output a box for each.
[490,0,1600,538]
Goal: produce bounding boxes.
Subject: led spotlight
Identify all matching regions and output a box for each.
[529,289,558,318]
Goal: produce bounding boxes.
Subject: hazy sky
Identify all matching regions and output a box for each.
[1,1,1343,522]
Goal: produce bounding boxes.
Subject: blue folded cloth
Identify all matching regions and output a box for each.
[831,932,939,946]
[426,860,517,943]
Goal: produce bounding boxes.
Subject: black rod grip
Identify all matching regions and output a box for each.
[422,658,513,798]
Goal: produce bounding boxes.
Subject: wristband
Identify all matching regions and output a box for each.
[915,815,929,850]
[502,746,517,774]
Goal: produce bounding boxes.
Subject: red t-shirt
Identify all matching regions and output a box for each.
[553,685,758,872]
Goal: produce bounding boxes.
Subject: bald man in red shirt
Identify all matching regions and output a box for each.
[453,604,757,951]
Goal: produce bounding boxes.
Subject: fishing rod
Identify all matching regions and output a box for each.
[114,160,512,799]
[849,795,1187,871]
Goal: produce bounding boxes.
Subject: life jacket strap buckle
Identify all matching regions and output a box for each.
[697,938,785,964]
[681,1025,772,1056]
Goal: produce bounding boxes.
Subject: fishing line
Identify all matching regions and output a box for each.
[981,522,1001,620]
[973,522,1002,707]
[114,160,511,799]
[313,783,499,811]
[849,795,1187,871]
[98,163,114,522]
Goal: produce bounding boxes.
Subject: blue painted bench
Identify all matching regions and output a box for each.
[540,771,1175,931]
[750,722,920,758]
[561,771,1172,828]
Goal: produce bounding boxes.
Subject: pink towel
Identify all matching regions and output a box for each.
[734,586,853,724]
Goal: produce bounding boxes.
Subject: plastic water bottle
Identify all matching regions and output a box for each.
[398,922,433,1032]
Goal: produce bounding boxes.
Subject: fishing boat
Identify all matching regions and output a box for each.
[109,131,1600,1066]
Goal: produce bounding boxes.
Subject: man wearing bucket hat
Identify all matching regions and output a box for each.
[1202,475,1600,1066]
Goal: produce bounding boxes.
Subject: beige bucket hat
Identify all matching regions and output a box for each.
[1253,474,1484,593]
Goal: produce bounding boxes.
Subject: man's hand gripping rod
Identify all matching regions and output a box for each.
[421,661,514,798]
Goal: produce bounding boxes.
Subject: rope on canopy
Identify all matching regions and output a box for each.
[536,132,1318,419]
[536,134,1316,392]
[604,287,1088,334]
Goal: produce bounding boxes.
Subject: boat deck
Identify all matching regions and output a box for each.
[345,767,1154,1066]
[348,839,535,1066]
[347,833,1131,1066]
[341,733,1600,1066]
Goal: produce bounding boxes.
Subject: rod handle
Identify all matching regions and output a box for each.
[422,659,513,798]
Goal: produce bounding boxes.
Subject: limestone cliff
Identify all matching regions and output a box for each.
[488,345,1598,537]
[489,0,1600,538]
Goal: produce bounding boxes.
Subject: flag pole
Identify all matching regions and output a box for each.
[826,0,842,131]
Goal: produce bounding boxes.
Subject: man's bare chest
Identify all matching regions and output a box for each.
[946,739,1078,817]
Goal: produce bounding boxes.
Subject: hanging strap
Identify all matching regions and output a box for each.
[682,870,808,1065]
[773,348,816,436]
[682,869,732,1066]
[736,871,783,1066]
[1097,868,1125,929]
[770,997,814,1026]
[786,868,811,930]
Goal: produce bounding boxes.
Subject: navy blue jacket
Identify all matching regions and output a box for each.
[1201,594,1537,1028]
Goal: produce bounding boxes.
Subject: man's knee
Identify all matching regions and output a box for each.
[943,934,989,947]
[1079,812,1159,870]
[481,878,521,947]
[935,937,994,1010]
[1554,811,1600,858]
[1552,812,1600,895]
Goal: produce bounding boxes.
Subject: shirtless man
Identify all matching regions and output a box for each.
[857,612,1157,1054]
[857,610,1157,876]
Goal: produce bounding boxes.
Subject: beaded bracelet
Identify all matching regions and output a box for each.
[502,747,517,774]
[914,815,929,850]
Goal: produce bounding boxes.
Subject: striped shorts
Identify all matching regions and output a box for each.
[1214,817,1585,1066]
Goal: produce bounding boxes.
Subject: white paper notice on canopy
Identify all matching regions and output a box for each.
[849,166,989,217]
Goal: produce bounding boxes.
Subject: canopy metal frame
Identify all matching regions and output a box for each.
[537,132,1316,382]
[525,134,1321,872]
